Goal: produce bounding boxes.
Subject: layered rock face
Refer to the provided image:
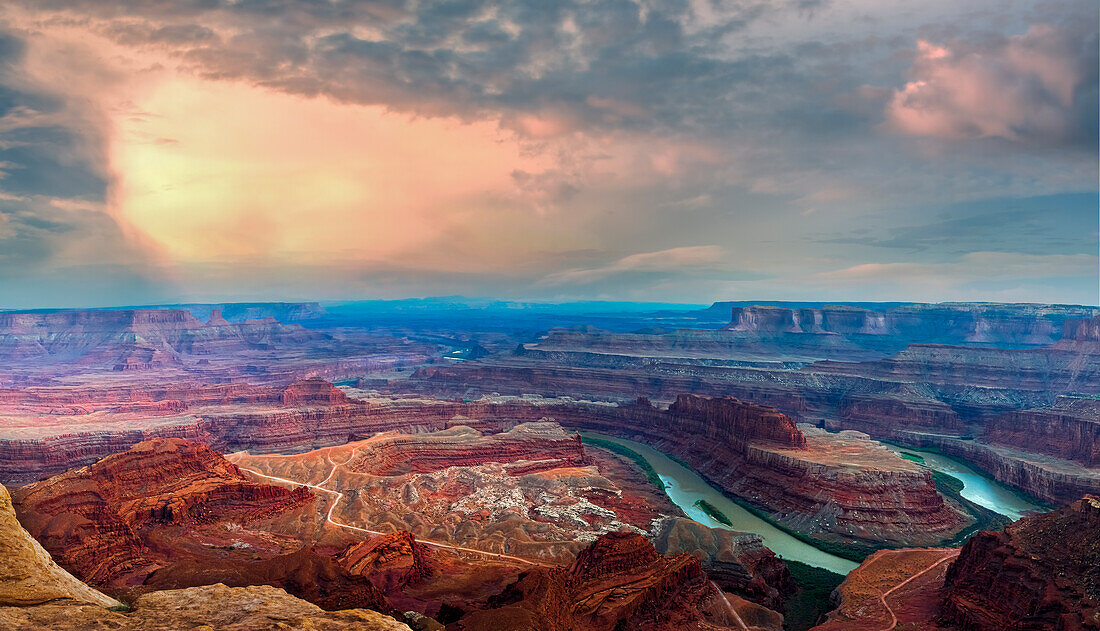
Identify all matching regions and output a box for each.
[724,303,1096,347]
[454,532,744,631]
[942,495,1100,630]
[1054,315,1100,351]
[984,397,1100,467]
[667,394,806,448]
[411,325,1100,503]
[12,438,315,587]
[338,531,437,594]
[232,422,661,564]
[556,397,968,548]
[346,423,586,476]
[533,303,1097,365]
[650,517,792,611]
[0,472,408,629]
[0,308,322,368]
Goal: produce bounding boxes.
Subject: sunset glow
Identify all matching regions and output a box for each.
[0,0,1095,306]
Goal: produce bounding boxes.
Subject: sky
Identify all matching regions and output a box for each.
[0,0,1096,308]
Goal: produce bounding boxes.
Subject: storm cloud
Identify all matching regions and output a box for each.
[0,0,1095,306]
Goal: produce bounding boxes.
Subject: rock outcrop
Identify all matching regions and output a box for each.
[667,394,806,449]
[649,517,792,611]
[552,397,969,548]
[985,397,1100,467]
[723,303,1097,347]
[338,531,437,593]
[1054,314,1100,352]
[345,422,586,476]
[12,438,314,587]
[0,483,119,609]
[454,532,746,631]
[0,583,412,630]
[0,308,322,368]
[143,545,393,614]
[942,495,1100,630]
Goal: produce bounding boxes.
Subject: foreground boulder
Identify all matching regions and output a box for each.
[0,483,118,609]
[0,583,411,630]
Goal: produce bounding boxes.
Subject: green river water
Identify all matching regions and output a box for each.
[583,432,1045,575]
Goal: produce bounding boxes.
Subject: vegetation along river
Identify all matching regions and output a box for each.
[583,432,1044,575]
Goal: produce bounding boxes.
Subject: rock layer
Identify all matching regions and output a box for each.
[649,517,792,611]
[985,397,1100,467]
[12,438,314,587]
[942,495,1100,630]
[454,532,745,631]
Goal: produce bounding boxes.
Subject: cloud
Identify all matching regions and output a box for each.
[0,0,1094,306]
[885,24,1098,147]
[810,252,1099,304]
[543,245,728,285]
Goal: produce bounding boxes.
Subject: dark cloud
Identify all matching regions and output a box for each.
[0,0,1094,306]
[0,27,163,308]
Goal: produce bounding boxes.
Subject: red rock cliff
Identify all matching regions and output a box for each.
[12,438,314,586]
[454,532,733,631]
[942,495,1100,630]
[668,394,806,449]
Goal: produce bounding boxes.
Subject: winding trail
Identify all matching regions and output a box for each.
[878,551,957,631]
[238,457,549,567]
[846,549,959,631]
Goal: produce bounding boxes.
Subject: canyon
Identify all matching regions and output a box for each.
[811,495,1100,630]
[1,300,1098,629]
[0,473,410,630]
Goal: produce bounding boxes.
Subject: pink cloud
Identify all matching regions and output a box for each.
[885,24,1093,144]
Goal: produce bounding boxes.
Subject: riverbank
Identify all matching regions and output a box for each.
[580,432,860,574]
[884,442,1051,517]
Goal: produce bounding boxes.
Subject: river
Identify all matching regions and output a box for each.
[582,432,860,575]
[885,445,1044,520]
[583,432,1045,576]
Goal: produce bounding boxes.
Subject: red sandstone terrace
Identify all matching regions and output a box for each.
[0,380,974,549]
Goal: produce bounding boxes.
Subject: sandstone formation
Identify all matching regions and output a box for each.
[551,396,969,548]
[1054,314,1100,351]
[0,308,322,368]
[532,303,1098,364]
[4,385,973,550]
[985,396,1100,467]
[0,583,412,630]
[409,325,1100,503]
[453,531,750,631]
[12,438,315,588]
[722,303,1095,348]
[649,517,792,611]
[338,531,437,593]
[942,495,1100,630]
[143,544,393,613]
[344,422,586,476]
[0,483,119,609]
[232,422,665,564]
